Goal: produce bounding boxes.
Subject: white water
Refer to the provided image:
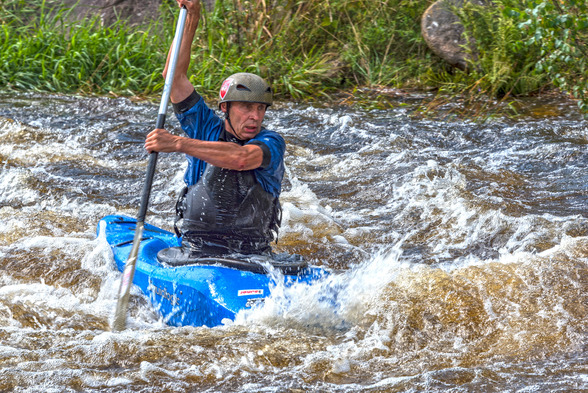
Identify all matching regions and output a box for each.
[0,93,586,392]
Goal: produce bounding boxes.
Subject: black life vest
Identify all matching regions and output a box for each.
[175,163,281,255]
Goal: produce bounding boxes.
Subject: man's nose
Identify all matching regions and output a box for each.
[250,108,263,120]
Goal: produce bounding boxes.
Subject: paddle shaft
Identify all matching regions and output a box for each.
[112,6,188,332]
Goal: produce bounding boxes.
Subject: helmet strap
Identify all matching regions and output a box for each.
[224,102,236,134]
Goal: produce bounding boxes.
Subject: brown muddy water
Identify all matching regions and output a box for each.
[0,92,586,392]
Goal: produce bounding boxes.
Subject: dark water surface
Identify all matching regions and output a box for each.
[0,93,586,392]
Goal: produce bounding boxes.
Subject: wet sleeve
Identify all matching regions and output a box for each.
[247,140,271,169]
[172,90,201,114]
[248,130,286,197]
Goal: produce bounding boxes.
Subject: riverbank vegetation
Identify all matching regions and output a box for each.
[1,0,586,116]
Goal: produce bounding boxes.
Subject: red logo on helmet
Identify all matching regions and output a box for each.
[220,78,234,99]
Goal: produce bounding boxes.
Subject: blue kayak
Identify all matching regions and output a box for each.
[97,215,328,327]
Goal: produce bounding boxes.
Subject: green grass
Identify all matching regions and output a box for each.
[1,0,586,115]
[0,0,169,96]
[0,0,433,101]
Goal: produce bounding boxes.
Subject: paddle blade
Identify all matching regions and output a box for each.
[111,222,144,331]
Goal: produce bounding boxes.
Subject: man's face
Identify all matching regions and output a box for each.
[222,101,267,140]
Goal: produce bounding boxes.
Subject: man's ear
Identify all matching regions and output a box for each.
[220,102,227,113]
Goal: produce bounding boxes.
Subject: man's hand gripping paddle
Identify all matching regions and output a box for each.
[111,6,188,332]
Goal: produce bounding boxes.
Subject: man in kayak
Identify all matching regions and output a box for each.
[144,0,284,263]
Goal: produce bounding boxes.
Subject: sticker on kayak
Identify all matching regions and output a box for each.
[238,289,263,296]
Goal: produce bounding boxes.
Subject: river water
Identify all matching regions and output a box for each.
[0,92,586,392]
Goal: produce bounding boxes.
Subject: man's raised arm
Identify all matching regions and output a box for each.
[162,0,201,104]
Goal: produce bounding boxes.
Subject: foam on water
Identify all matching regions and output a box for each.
[280,173,340,235]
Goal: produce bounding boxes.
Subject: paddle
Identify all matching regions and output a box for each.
[112,6,188,332]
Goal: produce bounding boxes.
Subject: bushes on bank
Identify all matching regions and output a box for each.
[0,0,586,113]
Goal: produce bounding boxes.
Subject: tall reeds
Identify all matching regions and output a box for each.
[0,0,432,100]
[1,1,168,96]
[1,0,586,114]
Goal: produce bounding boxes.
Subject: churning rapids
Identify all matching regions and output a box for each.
[0,92,586,392]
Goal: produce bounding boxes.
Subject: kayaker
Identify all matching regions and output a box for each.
[144,0,284,264]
